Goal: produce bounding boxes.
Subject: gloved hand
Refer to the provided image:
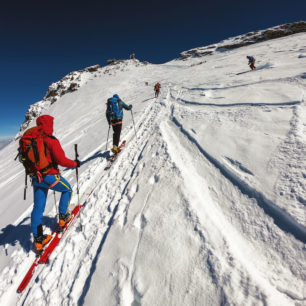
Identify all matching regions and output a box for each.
[129,104,133,109]
[75,159,81,168]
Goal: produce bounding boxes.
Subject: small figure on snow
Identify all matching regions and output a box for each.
[106,94,132,154]
[154,82,161,98]
[18,115,80,252]
[246,56,256,70]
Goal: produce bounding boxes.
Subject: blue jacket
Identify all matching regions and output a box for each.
[106,97,132,125]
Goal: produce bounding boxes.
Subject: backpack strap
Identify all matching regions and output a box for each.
[31,138,40,165]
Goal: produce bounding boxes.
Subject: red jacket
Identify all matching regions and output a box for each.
[36,115,76,174]
[154,83,161,91]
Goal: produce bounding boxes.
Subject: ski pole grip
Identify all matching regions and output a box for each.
[74,144,79,158]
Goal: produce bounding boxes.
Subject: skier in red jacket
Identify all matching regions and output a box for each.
[31,115,80,252]
[154,82,161,98]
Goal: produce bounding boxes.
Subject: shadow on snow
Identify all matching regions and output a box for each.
[0,215,56,253]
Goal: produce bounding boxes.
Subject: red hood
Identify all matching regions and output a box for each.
[36,115,54,135]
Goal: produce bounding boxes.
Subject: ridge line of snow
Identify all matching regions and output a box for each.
[177,99,301,108]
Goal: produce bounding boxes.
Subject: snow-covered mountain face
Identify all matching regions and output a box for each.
[18,60,149,135]
[0,29,305,305]
[0,139,12,151]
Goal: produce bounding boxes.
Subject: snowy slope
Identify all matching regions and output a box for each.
[0,31,305,306]
[0,140,12,151]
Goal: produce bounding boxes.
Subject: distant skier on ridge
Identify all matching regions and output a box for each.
[17,115,80,252]
[106,94,132,154]
[154,82,161,98]
[246,56,256,70]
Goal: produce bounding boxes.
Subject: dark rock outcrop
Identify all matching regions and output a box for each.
[18,64,102,135]
[179,21,306,59]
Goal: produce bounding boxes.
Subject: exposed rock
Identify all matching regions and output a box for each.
[18,64,102,135]
[179,21,306,59]
[85,64,100,72]
[106,59,126,66]
[18,59,149,136]
[44,65,101,105]
[106,58,149,66]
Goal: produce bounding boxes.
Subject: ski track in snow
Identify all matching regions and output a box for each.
[15,96,163,305]
[161,93,305,304]
[4,104,305,306]
[170,107,306,243]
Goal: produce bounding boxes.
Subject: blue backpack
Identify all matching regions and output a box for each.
[107,97,123,121]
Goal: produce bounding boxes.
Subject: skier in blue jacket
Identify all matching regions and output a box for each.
[246,56,256,70]
[106,94,132,154]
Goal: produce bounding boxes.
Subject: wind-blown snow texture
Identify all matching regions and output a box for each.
[0,32,305,306]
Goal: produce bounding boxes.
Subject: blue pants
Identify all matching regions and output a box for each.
[31,174,72,237]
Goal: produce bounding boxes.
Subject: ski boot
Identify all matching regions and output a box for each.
[34,225,52,254]
[59,213,72,231]
[112,145,119,154]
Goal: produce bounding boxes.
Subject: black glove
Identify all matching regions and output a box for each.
[129,104,133,109]
[75,159,81,168]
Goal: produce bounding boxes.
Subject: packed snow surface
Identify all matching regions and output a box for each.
[0,33,305,306]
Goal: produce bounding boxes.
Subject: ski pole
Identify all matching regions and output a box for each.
[106,124,110,151]
[74,144,82,230]
[131,109,138,140]
[53,191,58,221]
[24,172,27,200]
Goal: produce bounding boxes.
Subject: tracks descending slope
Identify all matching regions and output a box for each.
[158,87,306,304]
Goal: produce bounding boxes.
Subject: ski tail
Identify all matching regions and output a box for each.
[16,204,82,293]
[104,140,126,170]
[17,259,38,293]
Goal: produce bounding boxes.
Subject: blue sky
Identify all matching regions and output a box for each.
[1,0,305,140]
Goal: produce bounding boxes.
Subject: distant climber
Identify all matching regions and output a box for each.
[17,115,80,253]
[106,94,132,154]
[246,56,256,70]
[154,82,161,98]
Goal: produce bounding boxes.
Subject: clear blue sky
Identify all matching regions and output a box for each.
[0,0,305,140]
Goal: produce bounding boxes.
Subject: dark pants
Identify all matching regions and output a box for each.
[112,124,122,147]
[250,62,256,70]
